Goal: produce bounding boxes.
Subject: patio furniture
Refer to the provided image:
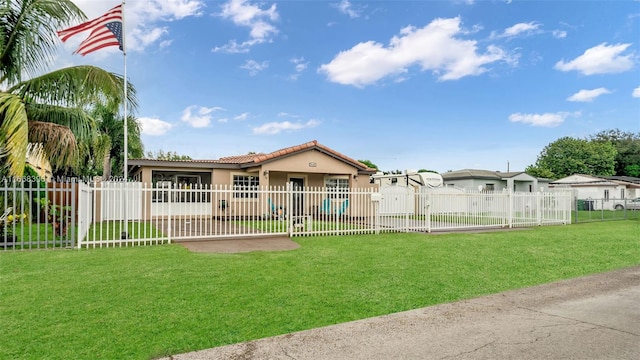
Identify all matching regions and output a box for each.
[268,198,285,220]
[337,199,349,216]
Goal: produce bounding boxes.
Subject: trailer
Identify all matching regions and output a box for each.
[370,170,444,215]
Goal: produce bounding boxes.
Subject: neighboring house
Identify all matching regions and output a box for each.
[549,174,640,210]
[128,140,377,189]
[441,169,550,192]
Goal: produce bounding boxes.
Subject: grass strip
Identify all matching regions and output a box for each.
[1,220,638,359]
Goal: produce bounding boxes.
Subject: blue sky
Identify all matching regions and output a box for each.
[57,0,640,173]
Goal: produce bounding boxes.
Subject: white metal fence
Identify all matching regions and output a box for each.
[1,180,573,250]
[1,180,77,249]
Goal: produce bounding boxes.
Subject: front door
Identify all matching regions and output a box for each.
[290,177,304,216]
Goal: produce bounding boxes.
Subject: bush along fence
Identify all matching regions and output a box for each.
[1,179,574,250]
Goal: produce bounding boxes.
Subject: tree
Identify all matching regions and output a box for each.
[358,159,378,170]
[529,137,617,179]
[86,104,143,178]
[418,169,438,173]
[624,164,640,177]
[145,150,192,161]
[0,0,136,177]
[589,129,640,177]
[524,165,555,179]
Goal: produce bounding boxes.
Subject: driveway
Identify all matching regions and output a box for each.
[160,265,640,359]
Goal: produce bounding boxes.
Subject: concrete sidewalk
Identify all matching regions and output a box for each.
[164,266,640,360]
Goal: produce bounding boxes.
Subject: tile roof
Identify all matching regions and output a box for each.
[129,140,376,172]
[252,140,375,171]
[442,169,541,180]
[216,153,266,164]
[442,169,503,179]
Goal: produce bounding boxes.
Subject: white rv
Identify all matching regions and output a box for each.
[370,170,443,188]
[370,170,444,215]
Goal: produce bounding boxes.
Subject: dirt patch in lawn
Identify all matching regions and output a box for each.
[175,236,300,253]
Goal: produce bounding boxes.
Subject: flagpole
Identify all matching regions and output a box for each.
[122,0,128,239]
[122,0,128,181]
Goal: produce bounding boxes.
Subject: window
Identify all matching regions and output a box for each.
[151,171,211,203]
[233,175,259,198]
[604,189,610,201]
[485,184,495,191]
[325,177,349,198]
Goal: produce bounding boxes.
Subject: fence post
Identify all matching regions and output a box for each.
[70,180,76,248]
[286,182,293,236]
[426,198,431,233]
[536,191,542,226]
[167,183,172,243]
[508,189,513,228]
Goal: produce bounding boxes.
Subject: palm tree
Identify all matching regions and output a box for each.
[85,103,143,179]
[0,0,137,177]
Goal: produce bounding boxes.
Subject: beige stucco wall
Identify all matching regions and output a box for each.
[131,149,376,219]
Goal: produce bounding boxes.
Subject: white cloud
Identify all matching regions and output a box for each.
[138,117,173,136]
[240,60,268,75]
[278,112,299,118]
[331,0,363,18]
[567,88,612,102]
[495,22,541,38]
[555,43,635,75]
[633,87,640,98]
[319,17,512,87]
[552,30,567,39]
[291,57,308,72]
[212,40,250,54]
[290,57,309,80]
[252,120,320,135]
[159,39,173,49]
[234,112,250,121]
[180,105,224,128]
[129,27,169,51]
[508,111,580,127]
[214,0,279,53]
[143,0,205,20]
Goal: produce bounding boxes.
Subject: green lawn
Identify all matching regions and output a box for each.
[83,221,166,241]
[573,209,640,223]
[1,221,639,360]
[2,221,165,248]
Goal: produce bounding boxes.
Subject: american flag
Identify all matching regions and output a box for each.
[57,4,123,56]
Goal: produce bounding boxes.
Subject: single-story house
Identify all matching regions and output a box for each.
[119,140,377,220]
[548,174,640,210]
[128,140,377,189]
[440,169,551,192]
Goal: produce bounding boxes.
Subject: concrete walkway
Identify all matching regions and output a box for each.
[163,266,640,360]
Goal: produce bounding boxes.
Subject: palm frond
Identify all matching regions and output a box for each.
[25,103,96,142]
[0,0,86,84]
[0,91,29,176]
[28,120,77,169]
[9,65,138,111]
